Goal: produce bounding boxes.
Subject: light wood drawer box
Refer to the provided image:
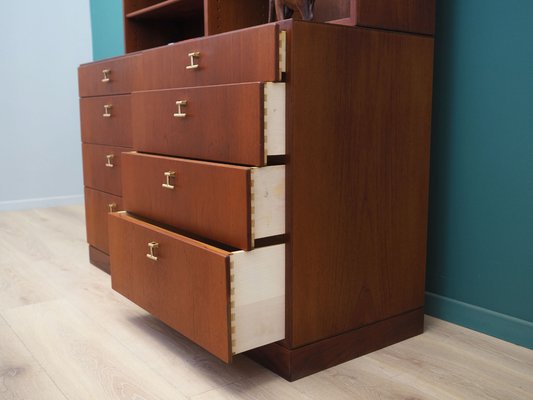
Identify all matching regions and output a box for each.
[132,82,285,166]
[82,143,130,196]
[122,152,285,250]
[109,212,285,362]
[80,95,132,147]
[139,23,285,91]
[78,55,139,97]
[84,187,122,254]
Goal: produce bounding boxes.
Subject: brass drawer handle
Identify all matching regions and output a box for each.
[173,100,187,118]
[186,52,200,70]
[102,69,111,83]
[105,154,115,168]
[146,242,159,261]
[162,171,175,189]
[103,104,113,118]
[108,203,117,212]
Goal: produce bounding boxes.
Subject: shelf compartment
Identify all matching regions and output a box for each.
[126,0,203,20]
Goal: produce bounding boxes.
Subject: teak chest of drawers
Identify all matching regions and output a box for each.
[78,19,434,380]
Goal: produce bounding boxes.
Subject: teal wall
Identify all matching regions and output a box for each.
[427,0,533,348]
[88,0,533,348]
[90,0,124,60]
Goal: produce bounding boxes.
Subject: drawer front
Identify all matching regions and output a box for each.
[132,83,285,166]
[123,152,249,249]
[139,23,284,90]
[109,212,231,361]
[82,143,130,196]
[80,95,132,147]
[109,212,285,362]
[78,55,139,97]
[84,187,122,254]
[122,152,285,250]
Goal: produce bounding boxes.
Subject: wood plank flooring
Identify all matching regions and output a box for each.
[0,205,532,400]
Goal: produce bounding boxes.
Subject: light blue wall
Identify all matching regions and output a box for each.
[0,0,93,211]
[90,0,124,60]
[426,0,533,348]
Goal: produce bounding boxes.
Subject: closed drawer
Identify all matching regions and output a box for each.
[109,212,285,362]
[139,23,285,90]
[132,82,285,166]
[82,143,130,196]
[80,95,132,147]
[84,187,122,254]
[122,152,285,250]
[78,55,139,97]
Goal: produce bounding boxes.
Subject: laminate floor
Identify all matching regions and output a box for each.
[0,205,531,400]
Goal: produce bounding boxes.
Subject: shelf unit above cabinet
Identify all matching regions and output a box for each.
[122,0,436,53]
[123,0,270,53]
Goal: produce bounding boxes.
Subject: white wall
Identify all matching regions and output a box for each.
[0,0,93,211]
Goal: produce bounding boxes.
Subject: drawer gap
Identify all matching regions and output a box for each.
[124,211,239,253]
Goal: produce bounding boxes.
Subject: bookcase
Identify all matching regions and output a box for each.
[123,0,435,52]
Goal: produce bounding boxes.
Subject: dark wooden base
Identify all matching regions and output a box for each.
[88,245,110,274]
[246,308,424,381]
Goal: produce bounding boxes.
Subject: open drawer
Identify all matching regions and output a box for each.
[131,82,285,166]
[122,152,285,250]
[109,212,285,362]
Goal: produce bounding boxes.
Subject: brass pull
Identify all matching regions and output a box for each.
[103,104,113,118]
[162,171,175,189]
[105,154,115,168]
[173,100,187,118]
[186,52,200,70]
[146,242,159,261]
[108,203,117,212]
[102,69,111,82]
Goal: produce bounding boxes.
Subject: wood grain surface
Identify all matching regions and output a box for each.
[0,317,68,399]
[122,152,252,250]
[78,54,140,97]
[139,23,279,90]
[357,0,436,35]
[286,21,434,347]
[88,245,111,273]
[84,187,122,254]
[132,83,264,166]
[204,0,269,36]
[80,94,132,147]
[82,143,131,196]
[3,299,187,400]
[109,212,232,362]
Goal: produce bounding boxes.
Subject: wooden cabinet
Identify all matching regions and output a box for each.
[78,1,435,381]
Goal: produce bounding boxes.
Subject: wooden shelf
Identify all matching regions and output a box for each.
[126,0,202,20]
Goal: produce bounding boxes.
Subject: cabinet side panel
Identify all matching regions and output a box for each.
[287,22,434,347]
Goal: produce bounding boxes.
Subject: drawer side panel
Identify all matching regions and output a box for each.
[231,244,286,354]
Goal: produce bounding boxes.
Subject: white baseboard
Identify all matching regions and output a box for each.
[0,194,84,212]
